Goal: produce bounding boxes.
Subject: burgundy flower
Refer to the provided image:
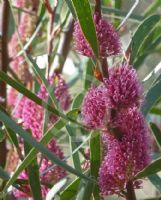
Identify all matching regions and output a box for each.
[73,12,121,57]
[81,85,107,129]
[13,140,66,199]
[103,63,143,109]
[99,107,151,197]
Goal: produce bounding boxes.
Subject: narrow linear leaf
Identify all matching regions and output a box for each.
[148,174,161,193]
[60,177,81,200]
[46,178,68,200]
[150,107,161,115]
[72,93,84,109]
[126,15,161,64]
[66,125,82,172]
[0,110,93,194]
[0,167,10,181]
[24,140,42,200]
[71,0,99,57]
[150,123,161,148]
[142,197,161,200]
[135,158,161,179]
[3,119,66,192]
[76,178,94,200]
[101,6,144,22]
[84,59,94,90]
[3,110,90,192]
[90,132,101,200]
[0,105,19,149]
[64,0,76,18]
[27,55,60,111]
[142,80,161,116]
[0,71,81,126]
[144,0,161,17]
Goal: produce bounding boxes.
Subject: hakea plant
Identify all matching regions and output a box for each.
[81,63,151,198]
[1,0,160,200]
[12,73,70,199]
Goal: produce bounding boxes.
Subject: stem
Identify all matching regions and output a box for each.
[125,181,137,200]
[101,58,108,78]
[0,0,10,168]
[95,0,101,15]
[54,18,74,73]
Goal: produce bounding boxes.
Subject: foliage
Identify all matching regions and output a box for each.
[0,0,161,200]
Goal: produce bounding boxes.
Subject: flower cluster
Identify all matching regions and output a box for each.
[13,74,70,199]
[81,64,151,197]
[99,107,150,196]
[7,1,38,108]
[13,140,67,200]
[73,12,121,57]
[13,73,71,140]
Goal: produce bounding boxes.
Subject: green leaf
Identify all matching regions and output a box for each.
[24,140,42,200]
[126,15,161,64]
[150,107,161,115]
[135,158,161,179]
[66,125,82,172]
[72,93,84,109]
[90,132,101,200]
[0,110,93,194]
[0,167,10,181]
[60,177,81,200]
[134,25,161,68]
[71,0,99,57]
[46,178,68,199]
[0,127,5,142]
[148,174,161,193]
[142,197,161,200]
[65,0,76,18]
[144,0,161,17]
[3,119,66,192]
[101,6,144,22]
[76,178,94,200]
[5,126,19,149]
[150,123,161,148]
[142,80,161,116]
[0,70,80,125]
[84,59,94,90]
[27,55,60,111]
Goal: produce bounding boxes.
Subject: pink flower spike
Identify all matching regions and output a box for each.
[81,85,106,129]
[99,107,151,197]
[103,63,143,109]
[73,12,121,57]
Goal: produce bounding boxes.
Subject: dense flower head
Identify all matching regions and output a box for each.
[8,12,37,59]
[7,88,18,108]
[13,73,70,140]
[10,56,32,84]
[99,107,151,197]
[13,140,66,199]
[73,12,121,57]
[14,0,39,9]
[18,13,37,39]
[81,85,107,129]
[14,0,27,8]
[38,73,71,111]
[103,63,143,109]
[8,33,20,58]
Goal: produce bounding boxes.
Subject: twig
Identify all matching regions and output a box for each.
[0,0,10,168]
[117,0,140,30]
[45,0,58,78]
[54,17,74,73]
[125,181,137,200]
[95,0,101,15]
[13,6,36,16]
